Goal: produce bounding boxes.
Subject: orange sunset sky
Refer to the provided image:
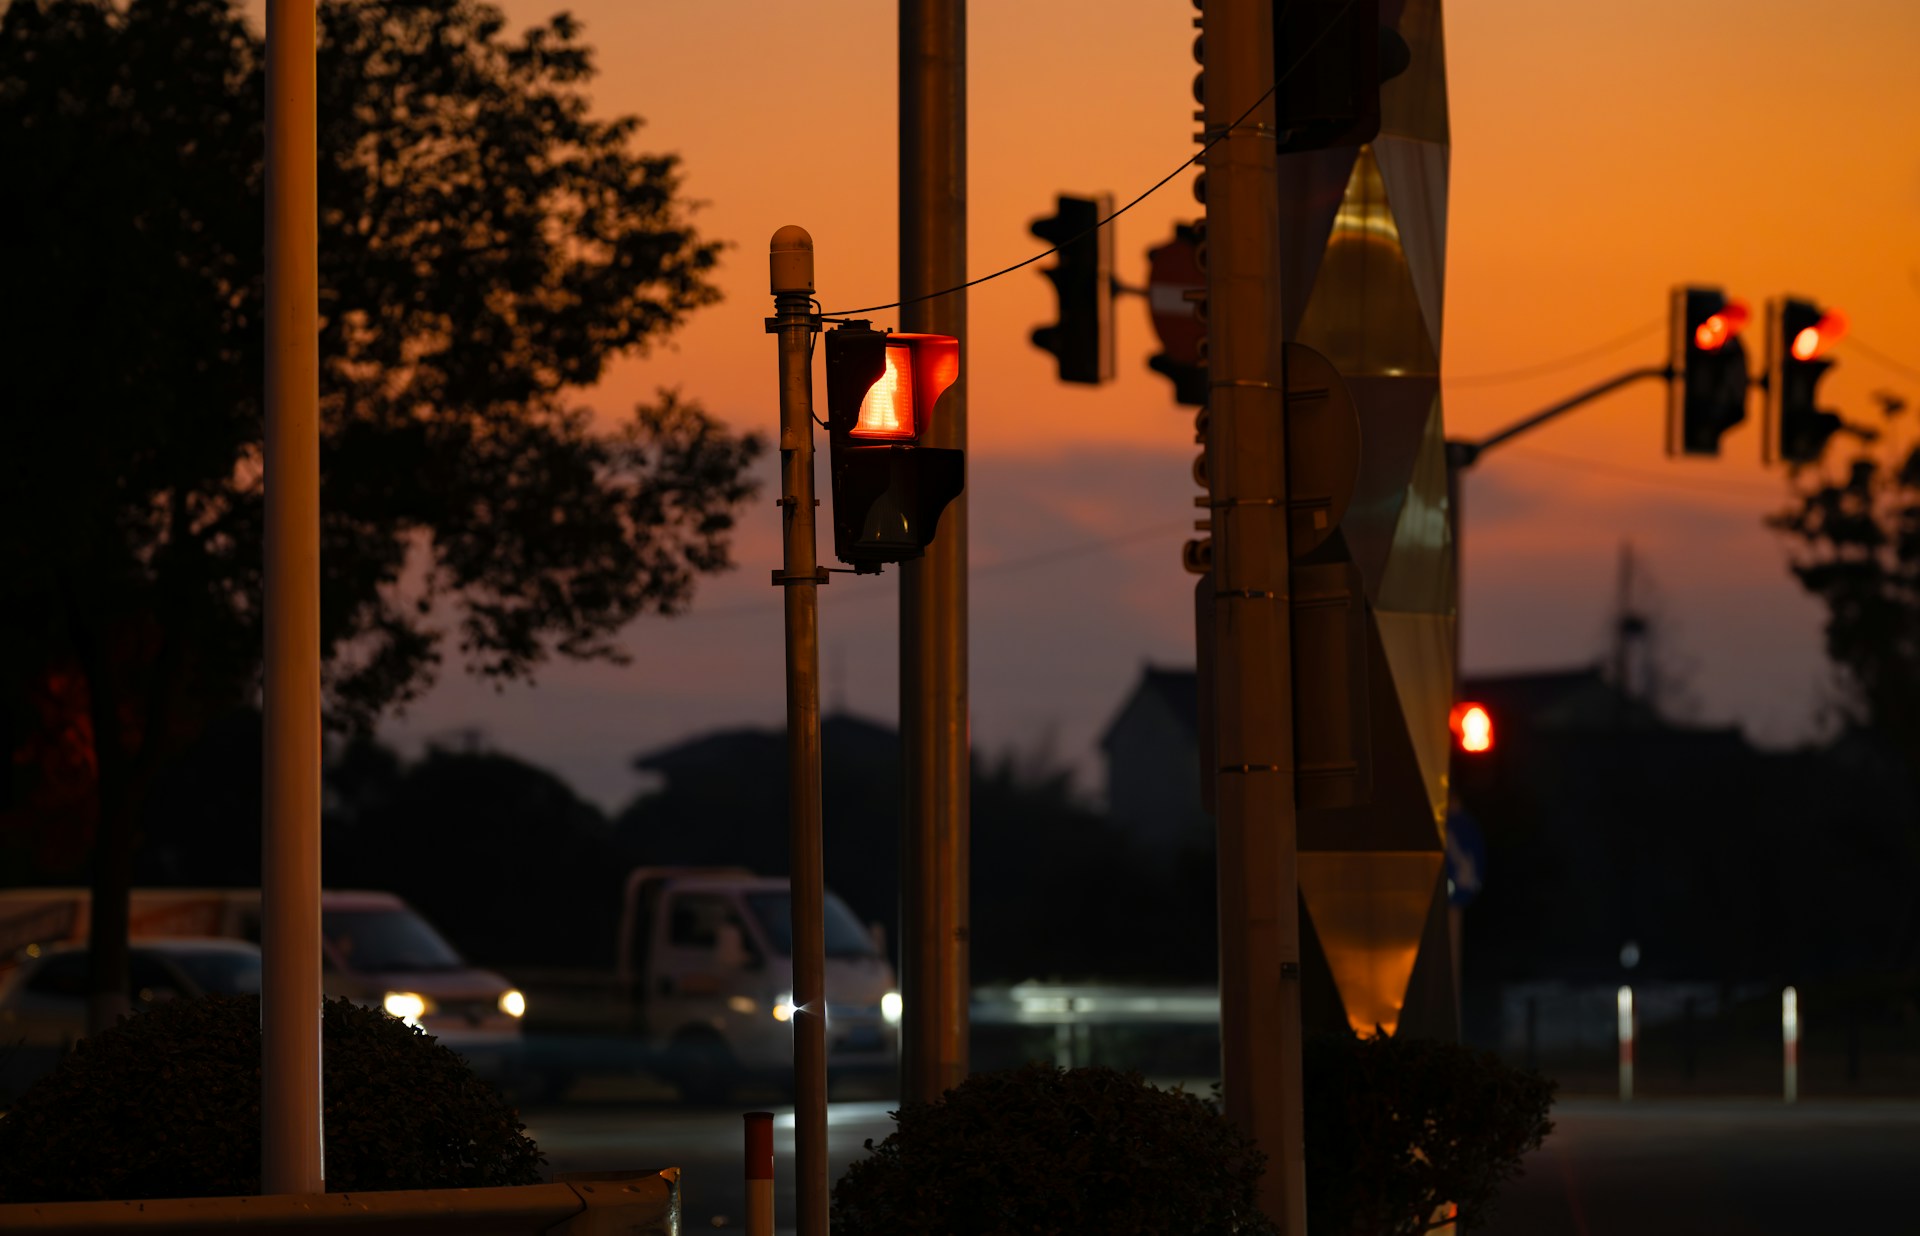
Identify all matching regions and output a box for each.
[361,1,1920,809]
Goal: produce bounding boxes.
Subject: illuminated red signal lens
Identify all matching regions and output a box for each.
[1450,702,1494,754]
[1693,302,1749,352]
[1790,309,1848,362]
[852,346,917,440]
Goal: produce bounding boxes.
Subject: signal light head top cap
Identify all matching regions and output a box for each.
[769,225,814,295]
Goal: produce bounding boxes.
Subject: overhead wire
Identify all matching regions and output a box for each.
[1445,320,1665,387]
[1494,445,1790,502]
[1847,336,1920,385]
[819,0,1358,318]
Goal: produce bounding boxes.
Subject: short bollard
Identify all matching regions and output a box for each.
[1783,986,1800,1104]
[1617,985,1634,1102]
[744,1111,774,1236]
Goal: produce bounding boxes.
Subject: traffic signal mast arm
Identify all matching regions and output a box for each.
[1445,365,1674,471]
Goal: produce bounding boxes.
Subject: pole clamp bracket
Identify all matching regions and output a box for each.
[771,568,830,586]
[1215,588,1279,599]
[1218,763,1285,773]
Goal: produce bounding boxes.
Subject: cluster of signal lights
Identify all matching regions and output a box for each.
[1694,300,1848,361]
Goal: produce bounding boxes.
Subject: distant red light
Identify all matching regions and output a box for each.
[1694,302,1749,352]
[1450,702,1494,754]
[1791,309,1848,362]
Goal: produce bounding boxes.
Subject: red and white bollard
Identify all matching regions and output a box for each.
[1782,987,1800,1104]
[744,1111,774,1236]
[1616,985,1634,1102]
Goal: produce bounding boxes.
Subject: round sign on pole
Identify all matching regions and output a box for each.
[1146,223,1207,406]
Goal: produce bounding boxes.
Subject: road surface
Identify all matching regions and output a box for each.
[522,1093,1920,1234]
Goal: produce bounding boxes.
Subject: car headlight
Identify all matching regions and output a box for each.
[498,989,526,1018]
[881,991,903,1024]
[383,991,432,1027]
[772,993,794,1022]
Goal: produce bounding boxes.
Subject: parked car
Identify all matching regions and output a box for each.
[0,937,263,1099]
[0,888,525,1089]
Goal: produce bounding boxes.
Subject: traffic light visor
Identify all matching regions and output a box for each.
[1694,302,1749,352]
[854,346,916,440]
[1450,702,1493,754]
[1791,309,1847,361]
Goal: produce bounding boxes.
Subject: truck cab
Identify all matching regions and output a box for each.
[618,868,899,1100]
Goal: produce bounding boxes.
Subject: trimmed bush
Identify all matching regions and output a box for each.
[1305,1031,1555,1235]
[0,994,543,1203]
[830,1062,1276,1235]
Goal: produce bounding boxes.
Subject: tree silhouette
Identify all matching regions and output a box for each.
[1771,448,1920,748]
[0,0,761,1028]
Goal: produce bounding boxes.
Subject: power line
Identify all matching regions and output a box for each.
[1848,336,1920,384]
[820,0,1358,318]
[1446,320,1665,387]
[1495,445,1787,502]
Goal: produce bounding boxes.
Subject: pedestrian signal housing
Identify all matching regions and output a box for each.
[824,324,965,571]
[1765,297,1847,465]
[1667,286,1750,457]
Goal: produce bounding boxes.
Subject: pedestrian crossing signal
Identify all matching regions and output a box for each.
[824,324,965,571]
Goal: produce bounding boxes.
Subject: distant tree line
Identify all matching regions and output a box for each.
[104,708,1220,985]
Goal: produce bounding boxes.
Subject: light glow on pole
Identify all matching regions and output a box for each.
[1783,986,1800,1104]
[1617,985,1634,1102]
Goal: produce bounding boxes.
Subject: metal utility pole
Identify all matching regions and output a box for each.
[768,226,829,1236]
[1202,0,1306,1228]
[261,0,324,1196]
[898,0,970,1104]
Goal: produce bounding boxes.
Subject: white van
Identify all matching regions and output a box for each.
[0,888,525,1084]
[514,867,899,1102]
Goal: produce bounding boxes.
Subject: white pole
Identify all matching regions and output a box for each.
[743,1111,774,1236]
[1617,985,1634,1103]
[1782,986,1799,1104]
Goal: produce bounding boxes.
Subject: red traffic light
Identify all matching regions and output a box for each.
[1450,702,1493,754]
[1693,302,1749,352]
[823,324,965,570]
[831,330,958,445]
[1790,308,1847,361]
[853,345,916,440]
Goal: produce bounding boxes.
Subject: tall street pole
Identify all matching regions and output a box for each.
[899,0,970,1104]
[1202,0,1306,1228]
[769,226,829,1236]
[261,0,324,1197]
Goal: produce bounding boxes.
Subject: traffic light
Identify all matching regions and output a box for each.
[1765,297,1848,465]
[1667,286,1751,456]
[823,323,965,571]
[1272,0,1409,154]
[1449,702,1493,755]
[1030,194,1114,385]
